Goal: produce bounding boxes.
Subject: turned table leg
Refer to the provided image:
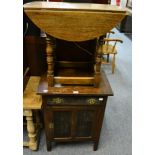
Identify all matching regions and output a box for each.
[45,36,55,87]
[24,109,37,151]
[94,42,102,87]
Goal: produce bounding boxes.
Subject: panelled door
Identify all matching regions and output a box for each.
[44,106,99,141]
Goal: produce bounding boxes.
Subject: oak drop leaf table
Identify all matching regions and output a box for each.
[24,2,127,87]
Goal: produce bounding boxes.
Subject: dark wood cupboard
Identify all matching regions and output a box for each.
[37,71,113,151]
[43,104,106,151]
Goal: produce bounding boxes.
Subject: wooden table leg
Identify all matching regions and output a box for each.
[24,109,38,151]
[94,42,102,87]
[45,36,55,87]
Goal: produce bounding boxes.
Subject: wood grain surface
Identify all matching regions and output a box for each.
[23,76,42,109]
[37,70,113,96]
[24,2,127,41]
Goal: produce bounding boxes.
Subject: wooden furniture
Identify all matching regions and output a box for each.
[24,2,127,87]
[23,1,110,77]
[24,2,126,41]
[37,71,113,151]
[61,0,110,4]
[24,36,47,76]
[23,0,41,36]
[23,76,42,150]
[93,0,110,3]
[101,31,123,73]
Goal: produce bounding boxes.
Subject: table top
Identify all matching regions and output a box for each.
[24,2,126,13]
[24,2,127,41]
[23,76,42,109]
[37,71,113,96]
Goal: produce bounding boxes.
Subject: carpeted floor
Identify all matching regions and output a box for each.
[23,28,132,155]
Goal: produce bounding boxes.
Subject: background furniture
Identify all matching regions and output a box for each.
[23,76,42,150]
[101,31,123,73]
[37,71,113,151]
[23,0,44,77]
[24,36,47,76]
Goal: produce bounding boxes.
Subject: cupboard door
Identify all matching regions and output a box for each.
[76,110,95,137]
[53,111,72,138]
[44,106,99,140]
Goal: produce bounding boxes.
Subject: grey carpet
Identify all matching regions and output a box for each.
[23,28,132,155]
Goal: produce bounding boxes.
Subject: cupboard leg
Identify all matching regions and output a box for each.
[93,140,99,151]
[46,140,52,151]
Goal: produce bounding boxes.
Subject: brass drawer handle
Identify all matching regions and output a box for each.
[87,98,97,105]
[52,98,64,104]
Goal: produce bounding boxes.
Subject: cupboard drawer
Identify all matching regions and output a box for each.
[44,96,106,106]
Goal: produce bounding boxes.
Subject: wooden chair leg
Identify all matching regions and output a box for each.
[107,54,110,62]
[112,54,116,74]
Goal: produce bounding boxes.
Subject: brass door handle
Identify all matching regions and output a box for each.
[49,123,54,129]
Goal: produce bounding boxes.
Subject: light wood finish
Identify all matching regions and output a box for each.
[54,76,94,85]
[23,109,37,150]
[23,2,127,12]
[94,42,102,87]
[37,70,113,96]
[103,38,123,43]
[23,76,42,109]
[23,141,29,147]
[102,44,117,54]
[23,2,127,87]
[23,76,42,151]
[101,35,123,74]
[24,2,127,41]
[125,7,132,16]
